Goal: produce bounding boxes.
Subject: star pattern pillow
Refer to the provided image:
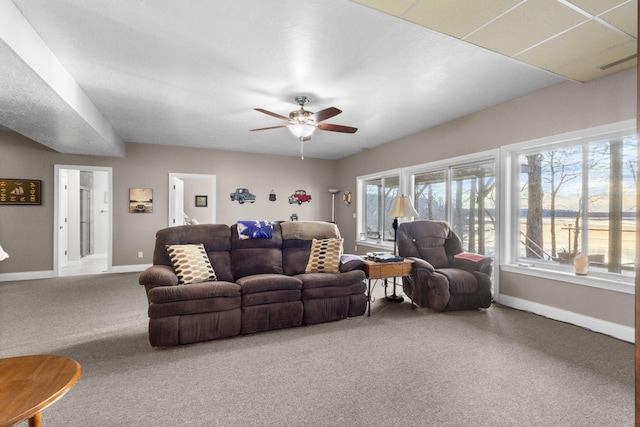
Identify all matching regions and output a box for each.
[166,243,217,285]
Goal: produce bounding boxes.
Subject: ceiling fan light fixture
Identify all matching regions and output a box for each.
[288,123,316,139]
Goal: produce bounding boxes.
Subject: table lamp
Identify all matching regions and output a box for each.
[386,194,418,302]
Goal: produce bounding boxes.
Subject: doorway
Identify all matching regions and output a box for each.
[168,173,216,226]
[55,165,112,276]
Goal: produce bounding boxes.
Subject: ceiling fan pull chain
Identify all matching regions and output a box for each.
[300,137,304,160]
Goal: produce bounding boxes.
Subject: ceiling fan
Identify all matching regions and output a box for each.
[250,96,357,159]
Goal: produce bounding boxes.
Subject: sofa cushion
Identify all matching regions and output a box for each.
[231,223,283,279]
[153,224,234,282]
[281,220,341,240]
[305,238,343,273]
[167,243,217,285]
[147,281,240,304]
[297,270,366,290]
[235,273,302,294]
[281,221,342,275]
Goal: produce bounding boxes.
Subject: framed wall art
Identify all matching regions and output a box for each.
[129,188,153,213]
[195,195,208,207]
[0,179,41,205]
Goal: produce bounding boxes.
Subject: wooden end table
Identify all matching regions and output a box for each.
[0,354,82,427]
[363,259,414,316]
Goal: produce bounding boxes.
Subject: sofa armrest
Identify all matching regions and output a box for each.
[452,252,493,276]
[340,254,365,273]
[139,265,179,291]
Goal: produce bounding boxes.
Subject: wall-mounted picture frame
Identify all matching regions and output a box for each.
[0,179,41,205]
[129,188,153,213]
[195,195,208,207]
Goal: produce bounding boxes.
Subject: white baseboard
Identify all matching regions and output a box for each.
[0,264,150,282]
[497,294,634,343]
[109,264,150,273]
[0,270,54,282]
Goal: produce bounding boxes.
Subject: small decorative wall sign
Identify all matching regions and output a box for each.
[195,195,208,207]
[129,188,153,213]
[0,179,41,205]
[342,191,352,205]
[288,189,311,204]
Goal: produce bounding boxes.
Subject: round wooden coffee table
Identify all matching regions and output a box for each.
[0,354,81,427]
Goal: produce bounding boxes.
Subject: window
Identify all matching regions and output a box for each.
[358,171,400,243]
[506,121,636,282]
[411,159,496,256]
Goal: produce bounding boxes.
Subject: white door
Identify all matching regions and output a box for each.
[58,173,69,269]
[170,176,185,226]
[55,165,112,276]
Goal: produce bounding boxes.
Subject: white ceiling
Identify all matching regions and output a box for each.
[0,0,635,160]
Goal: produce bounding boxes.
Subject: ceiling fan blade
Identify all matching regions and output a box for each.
[317,123,358,133]
[249,125,287,131]
[310,107,342,123]
[254,108,289,121]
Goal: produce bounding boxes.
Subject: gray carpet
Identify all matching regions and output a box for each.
[0,273,634,426]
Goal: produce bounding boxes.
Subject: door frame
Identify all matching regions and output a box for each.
[54,164,113,276]
[168,173,216,227]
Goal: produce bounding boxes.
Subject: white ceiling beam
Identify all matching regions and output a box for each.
[0,0,124,156]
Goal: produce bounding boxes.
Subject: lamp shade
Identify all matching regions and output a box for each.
[288,124,316,138]
[389,194,418,218]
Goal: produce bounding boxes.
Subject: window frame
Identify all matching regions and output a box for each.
[356,168,402,249]
[500,119,636,294]
[405,150,498,256]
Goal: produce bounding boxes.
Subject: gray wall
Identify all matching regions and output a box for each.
[0,137,337,272]
[334,68,636,329]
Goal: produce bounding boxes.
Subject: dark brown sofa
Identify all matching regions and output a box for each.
[139,221,367,347]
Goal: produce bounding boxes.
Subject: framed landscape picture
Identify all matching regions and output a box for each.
[129,188,153,213]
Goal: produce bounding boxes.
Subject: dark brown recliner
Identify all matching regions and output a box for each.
[397,220,492,311]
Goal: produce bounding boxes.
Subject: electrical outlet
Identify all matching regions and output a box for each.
[352,212,357,218]
[138,251,143,259]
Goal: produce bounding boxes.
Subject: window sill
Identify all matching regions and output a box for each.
[500,263,634,295]
[355,240,394,251]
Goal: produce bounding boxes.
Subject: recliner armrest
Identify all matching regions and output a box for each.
[452,252,493,276]
[139,265,179,290]
[407,256,435,274]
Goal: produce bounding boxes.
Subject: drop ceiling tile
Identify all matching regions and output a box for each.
[351,0,416,16]
[466,0,588,57]
[566,0,629,16]
[401,0,521,39]
[554,39,637,81]
[601,1,638,36]
[515,20,634,81]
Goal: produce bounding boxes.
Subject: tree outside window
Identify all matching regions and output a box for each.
[518,135,637,275]
[412,162,495,256]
